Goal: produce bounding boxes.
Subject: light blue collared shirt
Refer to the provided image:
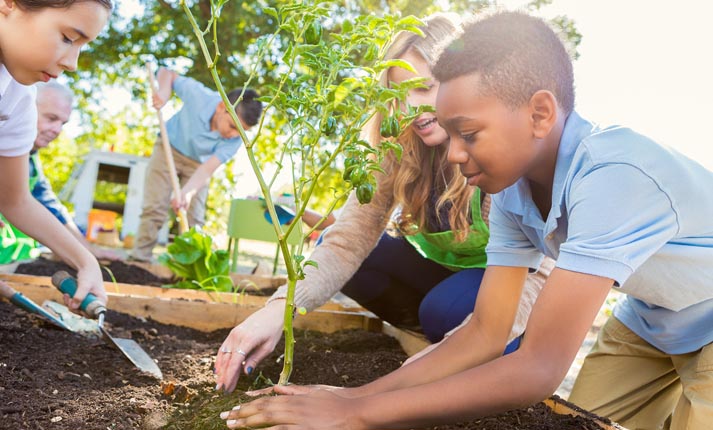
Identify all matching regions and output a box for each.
[164,76,242,164]
[486,111,713,354]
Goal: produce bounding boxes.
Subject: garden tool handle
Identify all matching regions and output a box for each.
[1,282,74,331]
[51,271,106,320]
[145,62,189,234]
[0,282,37,313]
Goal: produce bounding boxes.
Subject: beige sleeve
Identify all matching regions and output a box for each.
[268,174,393,312]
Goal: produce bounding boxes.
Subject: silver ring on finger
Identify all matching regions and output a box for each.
[221,346,232,354]
[235,349,247,357]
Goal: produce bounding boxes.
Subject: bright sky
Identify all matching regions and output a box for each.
[504,0,713,168]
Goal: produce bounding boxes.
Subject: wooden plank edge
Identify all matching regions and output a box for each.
[0,273,362,312]
[381,322,430,357]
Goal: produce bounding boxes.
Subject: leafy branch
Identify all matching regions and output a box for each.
[182,0,424,384]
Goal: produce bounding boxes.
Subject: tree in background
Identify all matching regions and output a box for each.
[43,0,580,238]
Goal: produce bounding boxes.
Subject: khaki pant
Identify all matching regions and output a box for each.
[568,316,713,430]
[130,142,209,261]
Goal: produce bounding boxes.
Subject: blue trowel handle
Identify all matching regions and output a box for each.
[51,271,106,319]
[0,282,45,315]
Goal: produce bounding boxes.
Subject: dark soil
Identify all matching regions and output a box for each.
[16,257,173,287]
[0,299,613,430]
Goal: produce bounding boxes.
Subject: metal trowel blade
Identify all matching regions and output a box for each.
[101,328,163,380]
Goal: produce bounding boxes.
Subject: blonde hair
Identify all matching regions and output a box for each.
[367,13,473,241]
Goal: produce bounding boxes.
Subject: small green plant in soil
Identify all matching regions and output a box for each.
[182,0,426,384]
[158,227,233,293]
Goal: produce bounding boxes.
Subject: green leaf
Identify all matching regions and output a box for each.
[263,7,278,19]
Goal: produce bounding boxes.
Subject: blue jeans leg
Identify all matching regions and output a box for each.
[341,233,452,329]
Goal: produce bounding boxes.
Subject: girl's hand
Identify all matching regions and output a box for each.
[221,390,362,430]
[215,299,287,392]
[68,259,107,312]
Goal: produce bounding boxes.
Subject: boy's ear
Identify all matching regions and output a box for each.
[0,0,16,15]
[528,90,558,139]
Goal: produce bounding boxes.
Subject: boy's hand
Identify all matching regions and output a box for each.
[152,92,169,110]
[170,190,189,213]
[91,246,122,261]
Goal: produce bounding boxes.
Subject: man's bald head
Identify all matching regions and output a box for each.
[34,82,74,151]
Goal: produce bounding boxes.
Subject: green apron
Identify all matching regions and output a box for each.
[405,187,489,271]
[0,154,41,264]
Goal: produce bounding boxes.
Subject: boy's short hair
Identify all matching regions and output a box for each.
[228,88,262,127]
[433,11,574,114]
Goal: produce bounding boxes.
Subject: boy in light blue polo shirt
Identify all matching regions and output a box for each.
[130,67,263,262]
[432,11,713,430]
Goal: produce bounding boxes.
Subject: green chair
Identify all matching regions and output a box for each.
[226,198,302,275]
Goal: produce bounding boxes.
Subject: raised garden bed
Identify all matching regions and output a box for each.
[0,269,624,429]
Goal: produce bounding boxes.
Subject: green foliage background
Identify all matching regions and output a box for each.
[42,0,580,238]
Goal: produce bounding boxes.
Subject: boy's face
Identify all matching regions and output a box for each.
[437,73,539,194]
[212,102,250,139]
[0,1,110,85]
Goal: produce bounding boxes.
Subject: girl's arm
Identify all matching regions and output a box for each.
[0,155,105,307]
[214,172,394,392]
[270,170,394,312]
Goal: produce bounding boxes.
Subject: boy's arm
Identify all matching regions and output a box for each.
[352,265,528,395]
[351,268,613,428]
[172,155,222,212]
[0,155,106,307]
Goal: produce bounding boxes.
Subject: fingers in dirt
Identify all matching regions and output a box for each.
[222,398,294,429]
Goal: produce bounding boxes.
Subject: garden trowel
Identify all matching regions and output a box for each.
[50,271,163,379]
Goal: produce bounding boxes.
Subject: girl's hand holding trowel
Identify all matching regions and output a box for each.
[64,257,107,314]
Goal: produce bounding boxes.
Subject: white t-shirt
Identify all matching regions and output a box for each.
[0,64,37,157]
